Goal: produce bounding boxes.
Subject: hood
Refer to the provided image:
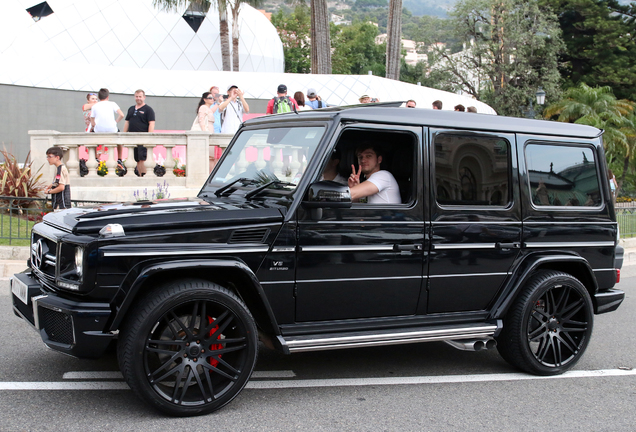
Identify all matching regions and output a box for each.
[43,197,285,235]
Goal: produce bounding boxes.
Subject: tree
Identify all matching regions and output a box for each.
[542,0,636,102]
[385,0,403,80]
[543,83,636,194]
[331,21,386,75]
[229,0,263,72]
[153,0,232,71]
[272,5,312,73]
[429,0,564,116]
[311,0,332,73]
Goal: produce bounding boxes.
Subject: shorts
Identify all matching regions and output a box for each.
[133,145,147,162]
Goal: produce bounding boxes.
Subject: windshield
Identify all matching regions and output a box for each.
[208,126,326,193]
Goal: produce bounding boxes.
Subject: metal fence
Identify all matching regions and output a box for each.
[0,196,111,244]
[616,206,636,238]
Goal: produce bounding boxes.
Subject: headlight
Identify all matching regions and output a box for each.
[75,247,84,278]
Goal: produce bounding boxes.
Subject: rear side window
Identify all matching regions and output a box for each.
[434,133,511,206]
[525,144,601,207]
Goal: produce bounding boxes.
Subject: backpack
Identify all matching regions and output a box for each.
[273,96,295,114]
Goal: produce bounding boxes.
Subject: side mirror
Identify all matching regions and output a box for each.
[302,180,352,209]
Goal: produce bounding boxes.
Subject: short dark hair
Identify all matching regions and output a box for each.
[432,100,443,110]
[467,106,477,113]
[135,89,145,96]
[98,88,109,101]
[46,147,64,159]
[407,99,416,106]
[454,104,465,112]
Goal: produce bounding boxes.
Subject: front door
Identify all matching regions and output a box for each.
[295,125,426,322]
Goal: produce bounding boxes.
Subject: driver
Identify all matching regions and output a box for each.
[320,148,347,185]
[348,145,401,204]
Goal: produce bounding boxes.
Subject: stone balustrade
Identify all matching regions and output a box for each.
[29,131,233,202]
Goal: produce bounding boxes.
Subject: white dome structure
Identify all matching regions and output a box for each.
[0,0,284,73]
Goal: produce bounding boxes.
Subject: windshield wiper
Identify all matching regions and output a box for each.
[214,178,252,197]
[244,181,296,200]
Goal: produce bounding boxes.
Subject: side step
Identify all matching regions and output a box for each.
[277,322,500,354]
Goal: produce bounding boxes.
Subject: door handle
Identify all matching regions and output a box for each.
[393,244,423,252]
[496,242,520,250]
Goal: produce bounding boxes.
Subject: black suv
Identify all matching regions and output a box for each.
[11,105,625,416]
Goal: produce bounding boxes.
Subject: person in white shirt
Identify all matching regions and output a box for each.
[320,149,348,185]
[90,88,124,133]
[219,85,249,134]
[348,145,401,204]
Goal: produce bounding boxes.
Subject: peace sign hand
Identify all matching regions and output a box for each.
[348,164,361,188]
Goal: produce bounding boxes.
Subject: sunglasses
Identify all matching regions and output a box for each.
[205,96,215,100]
[89,93,96,96]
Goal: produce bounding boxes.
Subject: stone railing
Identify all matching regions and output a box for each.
[29,131,233,201]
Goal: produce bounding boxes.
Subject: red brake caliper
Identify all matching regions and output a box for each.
[207,317,223,367]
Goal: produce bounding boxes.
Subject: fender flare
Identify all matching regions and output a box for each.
[108,258,279,334]
[488,253,597,320]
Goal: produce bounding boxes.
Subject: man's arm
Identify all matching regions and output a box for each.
[238,89,249,113]
[148,121,155,132]
[123,121,129,132]
[350,181,379,201]
[116,109,124,123]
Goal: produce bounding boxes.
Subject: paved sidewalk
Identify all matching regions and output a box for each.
[2,240,636,279]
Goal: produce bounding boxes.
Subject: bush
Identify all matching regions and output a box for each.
[0,149,46,207]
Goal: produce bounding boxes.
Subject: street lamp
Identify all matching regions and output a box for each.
[524,87,546,119]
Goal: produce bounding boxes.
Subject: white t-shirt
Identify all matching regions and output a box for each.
[320,173,347,185]
[221,100,244,134]
[90,101,120,132]
[365,170,401,204]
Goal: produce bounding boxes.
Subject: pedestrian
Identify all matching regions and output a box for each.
[306,88,324,109]
[609,169,618,202]
[266,84,298,114]
[467,106,477,113]
[45,146,71,211]
[209,86,223,133]
[432,100,443,110]
[454,104,466,112]
[294,91,312,111]
[406,100,416,108]
[219,85,249,134]
[82,92,98,132]
[90,88,124,132]
[359,95,371,104]
[124,89,156,177]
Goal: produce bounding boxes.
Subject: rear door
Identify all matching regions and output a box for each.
[427,129,522,313]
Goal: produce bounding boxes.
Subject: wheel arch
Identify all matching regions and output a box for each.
[489,253,598,320]
[108,259,280,335]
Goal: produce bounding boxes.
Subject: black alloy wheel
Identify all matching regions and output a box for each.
[118,280,258,416]
[496,270,593,375]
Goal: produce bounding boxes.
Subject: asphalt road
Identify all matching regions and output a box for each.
[1,268,635,432]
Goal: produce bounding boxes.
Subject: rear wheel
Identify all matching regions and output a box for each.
[118,279,258,416]
[496,270,593,375]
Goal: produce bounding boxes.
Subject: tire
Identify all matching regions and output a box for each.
[118,279,258,416]
[496,270,593,376]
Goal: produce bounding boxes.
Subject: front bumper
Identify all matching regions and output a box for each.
[11,271,114,358]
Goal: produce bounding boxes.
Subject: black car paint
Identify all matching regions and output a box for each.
[12,106,623,360]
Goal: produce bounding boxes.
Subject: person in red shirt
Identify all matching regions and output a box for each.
[266,84,299,114]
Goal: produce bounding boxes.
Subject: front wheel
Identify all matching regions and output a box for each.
[496,270,593,375]
[118,280,258,416]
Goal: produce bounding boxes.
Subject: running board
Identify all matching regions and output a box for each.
[277,322,500,353]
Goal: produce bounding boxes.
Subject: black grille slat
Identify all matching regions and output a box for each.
[229,228,269,243]
[40,307,74,345]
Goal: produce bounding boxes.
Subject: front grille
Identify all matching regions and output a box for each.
[31,233,57,277]
[40,307,74,345]
[229,228,269,243]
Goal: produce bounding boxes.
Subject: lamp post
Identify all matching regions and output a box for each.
[524,87,546,119]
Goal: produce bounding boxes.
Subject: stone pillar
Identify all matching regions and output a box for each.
[144,144,156,176]
[185,131,211,188]
[85,145,98,177]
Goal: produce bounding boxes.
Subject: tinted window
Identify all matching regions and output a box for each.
[434,133,510,206]
[526,144,601,207]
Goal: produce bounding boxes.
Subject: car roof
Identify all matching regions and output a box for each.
[243,103,603,140]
